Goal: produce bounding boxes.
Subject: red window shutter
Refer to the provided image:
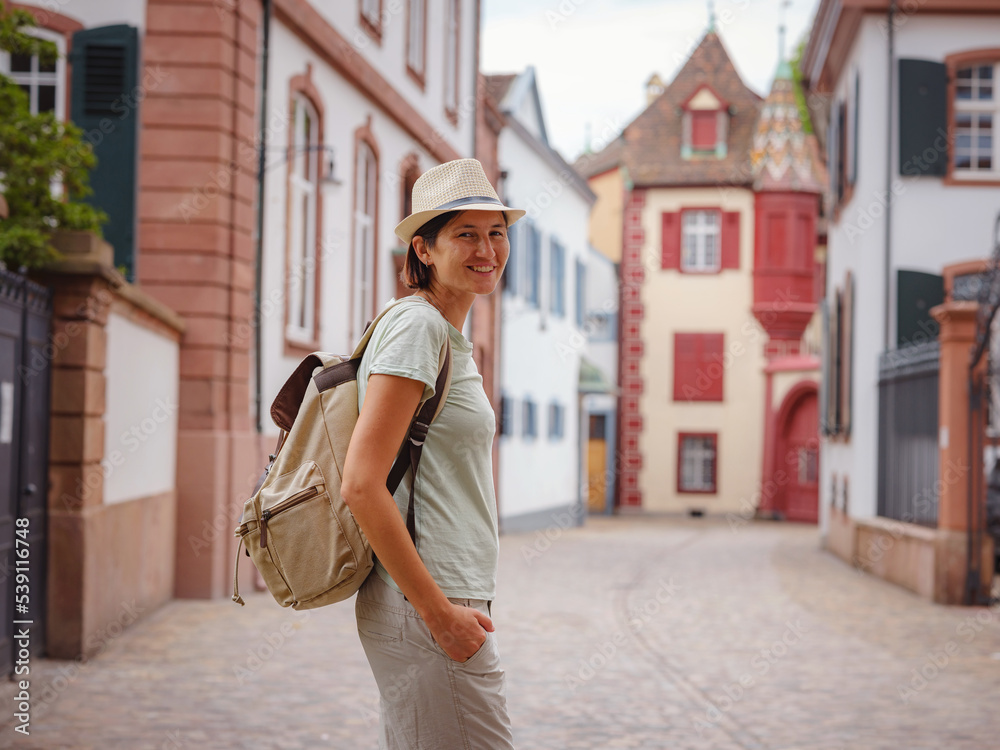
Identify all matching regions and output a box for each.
[692,111,717,150]
[674,333,724,402]
[673,334,697,401]
[721,211,740,269]
[700,334,724,401]
[661,212,681,269]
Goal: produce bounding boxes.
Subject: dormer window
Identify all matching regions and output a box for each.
[681,84,729,159]
[691,111,717,150]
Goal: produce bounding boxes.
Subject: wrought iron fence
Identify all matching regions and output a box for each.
[877,341,940,526]
[0,267,53,675]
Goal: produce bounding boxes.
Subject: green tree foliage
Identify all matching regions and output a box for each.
[0,2,105,270]
[791,40,814,136]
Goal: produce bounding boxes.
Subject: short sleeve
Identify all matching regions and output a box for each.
[360,299,448,404]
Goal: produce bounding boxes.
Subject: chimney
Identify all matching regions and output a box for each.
[646,73,665,105]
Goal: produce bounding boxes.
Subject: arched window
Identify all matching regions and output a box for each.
[352,138,378,341]
[286,95,320,344]
[406,0,426,86]
[400,155,419,222]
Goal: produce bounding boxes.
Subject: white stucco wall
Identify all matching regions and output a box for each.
[103,312,179,505]
[259,14,476,429]
[584,244,619,388]
[308,0,477,159]
[773,369,820,414]
[819,14,1000,532]
[498,128,592,524]
[639,186,766,514]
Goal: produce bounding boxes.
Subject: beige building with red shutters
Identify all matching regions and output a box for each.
[579,29,826,520]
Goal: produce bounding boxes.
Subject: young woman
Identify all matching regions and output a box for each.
[341,159,524,749]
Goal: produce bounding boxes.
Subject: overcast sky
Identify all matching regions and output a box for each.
[481,0,821,162]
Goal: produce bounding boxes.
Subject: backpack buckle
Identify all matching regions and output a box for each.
[409,420,429,446]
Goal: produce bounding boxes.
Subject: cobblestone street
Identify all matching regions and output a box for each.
[1,515,998,749]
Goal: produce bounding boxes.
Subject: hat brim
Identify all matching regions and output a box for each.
[395,204,527,245]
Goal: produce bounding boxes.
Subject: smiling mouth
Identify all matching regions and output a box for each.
[469,265,496,273]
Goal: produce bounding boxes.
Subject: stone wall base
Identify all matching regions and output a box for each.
[48,491,175,660]
[824,507,995,605]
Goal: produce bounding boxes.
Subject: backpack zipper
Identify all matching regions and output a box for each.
[260,485,321,549]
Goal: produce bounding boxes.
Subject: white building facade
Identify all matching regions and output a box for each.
[259,0,481,414]
[803,1,1000,538]
[486,68,596,531]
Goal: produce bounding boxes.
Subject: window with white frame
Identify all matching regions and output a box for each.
[525,222,540,307]
[575,259,586,328]
[352,141,378,342]
[500,395,514,436]
[522,399,536,439]
[0,28,65,118]
[407,0,426,81]
[548,402,564,440]
[954,63,997,174]
[360,0,382,35]
[504,220,520,295]
[678,434,717,493]
[549,239,565,316]
[681,210,720,272]
[286,96,319,344]
[443,0,460,115]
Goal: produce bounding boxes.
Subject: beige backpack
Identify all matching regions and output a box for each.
[232,300,452,610]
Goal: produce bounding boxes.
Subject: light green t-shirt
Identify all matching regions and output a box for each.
[357,296,499,601]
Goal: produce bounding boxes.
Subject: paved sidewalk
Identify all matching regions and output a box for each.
[1,516,998,749]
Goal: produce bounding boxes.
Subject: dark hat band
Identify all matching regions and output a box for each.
[432,195,505,211]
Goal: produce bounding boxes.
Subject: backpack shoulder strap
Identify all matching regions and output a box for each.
[349,298,407,360]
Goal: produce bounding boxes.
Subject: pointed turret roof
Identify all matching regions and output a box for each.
[750,63,826,193]
[576,31,762,187]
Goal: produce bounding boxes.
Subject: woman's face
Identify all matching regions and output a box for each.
[420,210,509,297]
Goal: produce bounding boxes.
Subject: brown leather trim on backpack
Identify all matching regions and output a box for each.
[313,359,361,394]
[270,354,324,432]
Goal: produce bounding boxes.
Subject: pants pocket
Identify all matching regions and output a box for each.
[357,598,404,644]
[358,616,402,644]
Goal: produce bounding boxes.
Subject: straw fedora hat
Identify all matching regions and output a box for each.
[394,158,525,244]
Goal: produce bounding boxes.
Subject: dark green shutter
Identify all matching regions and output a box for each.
[898,59,948,177]
[69,25,140,280]
[896,269,944,347]
[827,101,840,200]
[819,299,830,436]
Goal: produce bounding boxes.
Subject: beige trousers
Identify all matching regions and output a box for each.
[355,573,514,750]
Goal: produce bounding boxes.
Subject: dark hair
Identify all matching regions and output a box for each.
[400,211,460,289]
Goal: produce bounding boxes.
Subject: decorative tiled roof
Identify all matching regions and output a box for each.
[577,31,762,187]
[750,62,826,193]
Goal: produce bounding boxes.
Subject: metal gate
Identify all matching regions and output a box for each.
[970,211,1000,605]
[877,342,940,526]
[0,269,51,676]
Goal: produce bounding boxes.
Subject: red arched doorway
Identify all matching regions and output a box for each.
[774,382,820,523]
